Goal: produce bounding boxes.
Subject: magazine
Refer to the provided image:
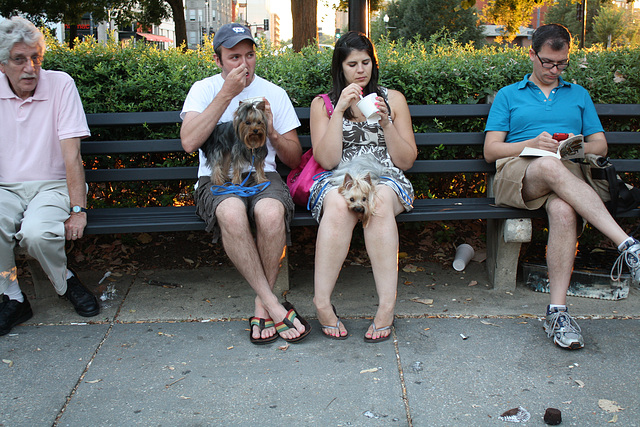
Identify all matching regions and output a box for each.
[519,134,584,160]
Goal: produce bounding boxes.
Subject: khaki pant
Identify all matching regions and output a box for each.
[0,180,70,295]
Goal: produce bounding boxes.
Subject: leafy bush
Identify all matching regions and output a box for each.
[40,35,640,207]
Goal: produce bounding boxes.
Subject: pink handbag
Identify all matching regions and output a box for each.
[286,94,333,208]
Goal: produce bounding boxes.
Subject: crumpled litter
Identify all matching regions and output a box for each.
[499,406,531,423]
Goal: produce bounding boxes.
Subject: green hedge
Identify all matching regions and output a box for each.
[40,35,640,207]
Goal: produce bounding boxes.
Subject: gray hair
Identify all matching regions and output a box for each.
[0,17,46,65]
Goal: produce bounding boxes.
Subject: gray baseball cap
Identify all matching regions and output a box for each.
[213,23,255,50]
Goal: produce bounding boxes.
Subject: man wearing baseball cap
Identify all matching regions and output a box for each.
[180,23,309,344]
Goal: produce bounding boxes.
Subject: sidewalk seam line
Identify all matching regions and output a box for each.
[393,327,413,427]
[52,276,135,426]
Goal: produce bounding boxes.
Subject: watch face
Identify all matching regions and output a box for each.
[72,206,83,213]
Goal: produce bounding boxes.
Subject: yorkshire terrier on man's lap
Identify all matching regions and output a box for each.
[202,98,268,185]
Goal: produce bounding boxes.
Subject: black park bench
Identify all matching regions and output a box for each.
[21,104,640,297]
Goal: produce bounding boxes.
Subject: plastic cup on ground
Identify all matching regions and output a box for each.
[453,243,474,271]
[356,93,381,124]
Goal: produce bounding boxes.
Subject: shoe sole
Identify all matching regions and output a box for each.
[0,308,34,336]
[544,324,584,350]
[75,306,100,317]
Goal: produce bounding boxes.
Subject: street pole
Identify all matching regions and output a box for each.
[580,0,587,49]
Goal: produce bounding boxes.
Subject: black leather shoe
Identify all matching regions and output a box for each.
[64,270,100,317]
[0,293,33,336]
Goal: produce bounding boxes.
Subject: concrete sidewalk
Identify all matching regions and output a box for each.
[2,261,639,426]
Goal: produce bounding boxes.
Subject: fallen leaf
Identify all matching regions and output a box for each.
[278,343,290,351]
[179,395,191,399]
[2,359,13,367]
[575,380,585,388]
[468,280,478,286]
[404,280,413,285]
[227,346,234,350]
[137,233,153,244]
[86,379,102,384]
[423,327,430,331]
[613,70,626,83]
[360,367,379,374]
[411,298,434,305]
[480,320,501,327]
[599,399,623,413]
[402,264,418,273]
[518,313,537,319]
[398,252,408,259]
[184,258,194,264]
[608,414,618,423]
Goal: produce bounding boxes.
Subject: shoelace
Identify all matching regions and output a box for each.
[610,245,640,282]
[547,311,581,337]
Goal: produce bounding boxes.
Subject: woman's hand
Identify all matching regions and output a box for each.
[336,83,363,115]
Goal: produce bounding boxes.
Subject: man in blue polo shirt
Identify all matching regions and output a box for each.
[484,24,640,350]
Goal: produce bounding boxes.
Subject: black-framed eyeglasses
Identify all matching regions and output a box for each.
[534,51,569,71]
[9,55,43,66]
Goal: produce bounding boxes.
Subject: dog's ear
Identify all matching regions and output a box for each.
[255,100,266,111]
[364,173,373,186]
[342,173,354,189]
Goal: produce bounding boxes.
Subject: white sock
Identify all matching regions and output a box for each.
[548,304,566,312]
[5,281,24,302]
[66,269,73,280]
[618,237,636,252]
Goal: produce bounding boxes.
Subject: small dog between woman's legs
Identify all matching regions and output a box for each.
[331,154,388,227]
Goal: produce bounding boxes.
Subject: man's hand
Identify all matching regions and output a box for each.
[65,212,87,240]
[532,131,561,153]
[220,65,249,98]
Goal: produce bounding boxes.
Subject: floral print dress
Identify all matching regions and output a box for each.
[309,87,414,222]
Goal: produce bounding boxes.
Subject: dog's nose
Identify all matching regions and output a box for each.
[353,206,364,213]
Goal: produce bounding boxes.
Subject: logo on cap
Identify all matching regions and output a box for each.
[233,27,246,33]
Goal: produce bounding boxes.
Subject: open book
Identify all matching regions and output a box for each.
[519,134,584,160]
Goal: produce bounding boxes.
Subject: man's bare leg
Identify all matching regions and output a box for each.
[216,198,305,341]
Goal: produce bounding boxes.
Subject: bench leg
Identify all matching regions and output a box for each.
[487,218,532,292]
[273,246,290,296]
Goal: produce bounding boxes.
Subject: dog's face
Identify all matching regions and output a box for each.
[234,100,268,150]
[338,173,377,227]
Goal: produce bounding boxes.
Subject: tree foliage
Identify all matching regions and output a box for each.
[543,0,602,47]
[482,0,549,42]
[593,3,640,47]
[0,0,187,49]
[383,0,485,47]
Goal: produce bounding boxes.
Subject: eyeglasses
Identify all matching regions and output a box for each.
[534,51,569,71]
[9,55,43,66]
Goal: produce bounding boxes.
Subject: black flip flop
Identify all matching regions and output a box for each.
[276,302,311,343]
[249,317,278,345]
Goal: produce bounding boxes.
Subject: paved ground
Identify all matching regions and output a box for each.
[2,260,639,426]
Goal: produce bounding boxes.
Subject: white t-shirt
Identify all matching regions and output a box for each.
[181,74,300,179]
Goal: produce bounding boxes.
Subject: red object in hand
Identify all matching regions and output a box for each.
[552,133,569,141]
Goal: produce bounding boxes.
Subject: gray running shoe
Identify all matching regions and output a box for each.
[543,308,584,350]
[611,239,640,285]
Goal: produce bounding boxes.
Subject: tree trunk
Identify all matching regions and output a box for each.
[291,0,317,52]
[69,24,77,49]
[165,0,187,49]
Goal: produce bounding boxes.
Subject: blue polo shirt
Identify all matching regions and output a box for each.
[485,74,604,142]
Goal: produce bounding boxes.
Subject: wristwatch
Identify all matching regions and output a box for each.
[71,206,88,213]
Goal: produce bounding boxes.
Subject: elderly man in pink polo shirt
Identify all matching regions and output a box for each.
[0,17,100,335]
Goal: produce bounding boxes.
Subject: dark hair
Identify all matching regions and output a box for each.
[328,31,380,120]
[531,24,571,52]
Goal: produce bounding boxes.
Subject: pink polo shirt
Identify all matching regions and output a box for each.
[0,69,90,182]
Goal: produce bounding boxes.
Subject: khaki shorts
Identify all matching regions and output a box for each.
[494,156,584,210]
[494,156,587,234]
[194,172,295,243]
